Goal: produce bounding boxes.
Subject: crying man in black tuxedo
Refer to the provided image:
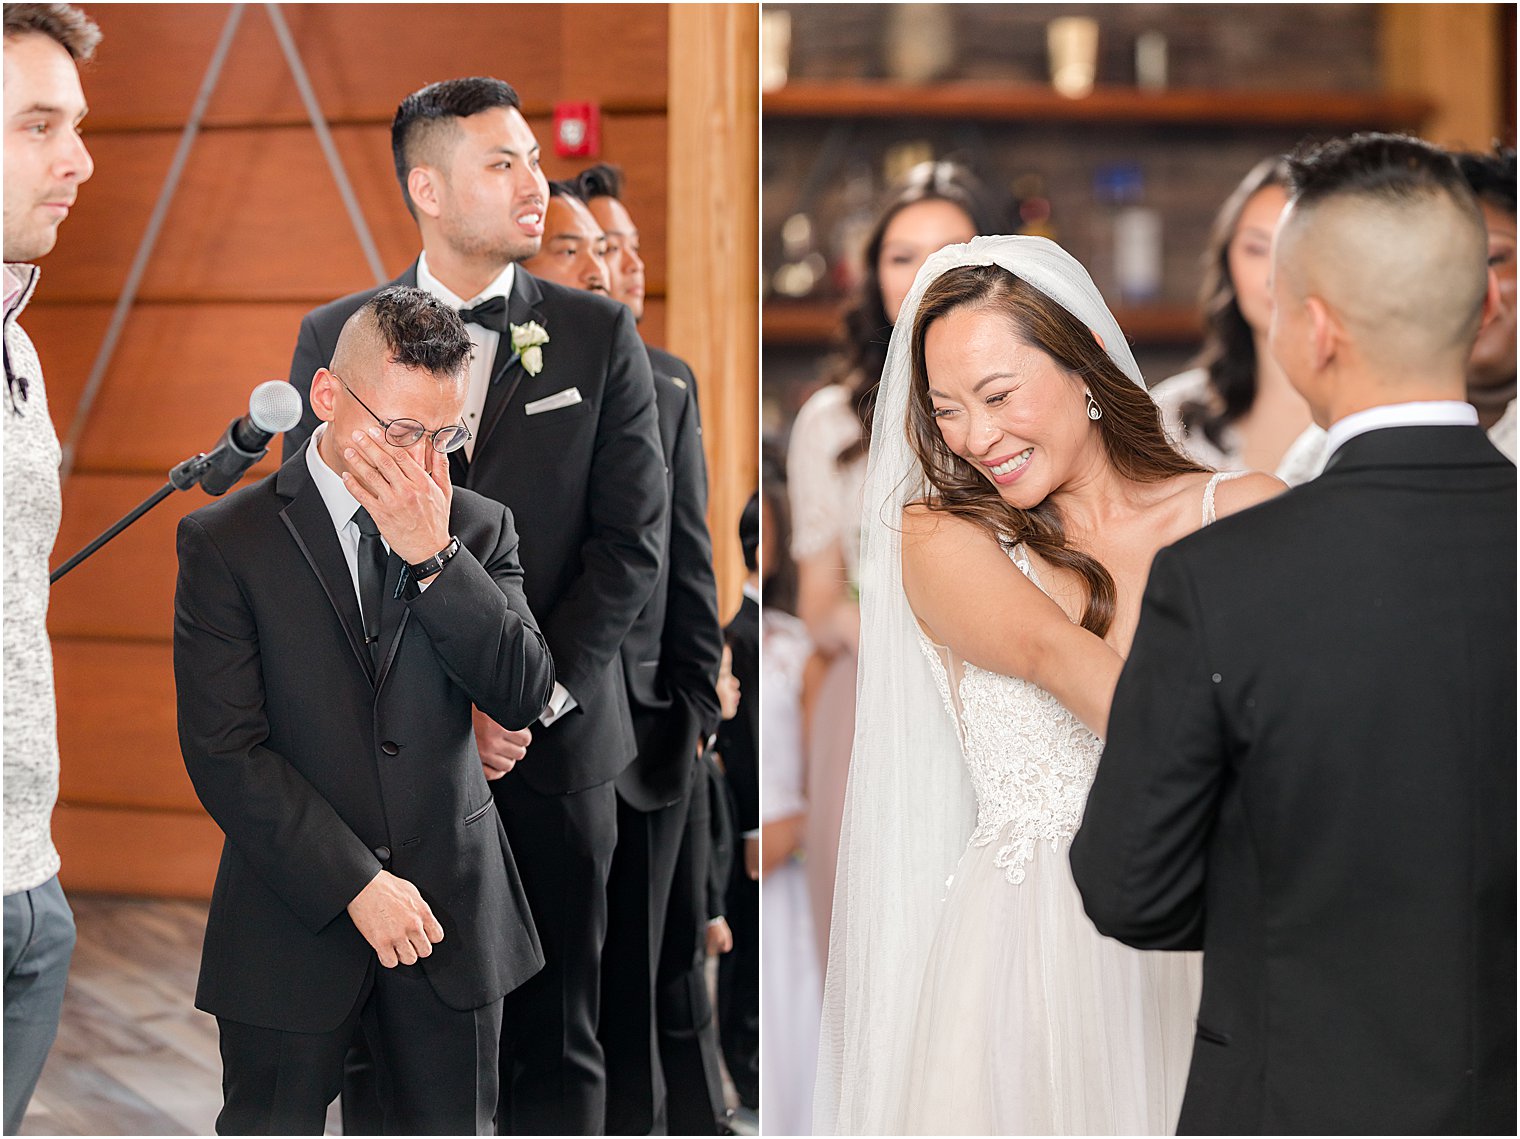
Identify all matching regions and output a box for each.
[283,77,668,1136]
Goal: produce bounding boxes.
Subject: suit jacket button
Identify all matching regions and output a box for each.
[373,846,391,864]
[381,741,400,756]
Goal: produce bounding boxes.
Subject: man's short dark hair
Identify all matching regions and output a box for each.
[1287,132,1475,211]
[1453,146,1517,218]
[391,77,521,218]
[576,163,624,202]
[365,286,473,379]
[740,491,760,573]
[546,178,581,203]
[3,2,100,61]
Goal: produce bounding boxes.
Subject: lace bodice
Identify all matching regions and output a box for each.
[916,471,1246,884]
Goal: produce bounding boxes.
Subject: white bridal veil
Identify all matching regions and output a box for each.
[813,235,1147,1135]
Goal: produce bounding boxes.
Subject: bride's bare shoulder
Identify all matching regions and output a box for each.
[1152,469,1284,519]
[1213,470,1288,518]
[901,501,997,554]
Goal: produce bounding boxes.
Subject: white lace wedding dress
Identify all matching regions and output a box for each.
[898,477,1239,1135]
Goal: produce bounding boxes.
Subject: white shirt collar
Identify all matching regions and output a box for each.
[304,425,365,535]
[415,251,515,310]
[1325,400,1479,460]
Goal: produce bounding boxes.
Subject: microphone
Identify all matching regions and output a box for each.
[186,380,305,496]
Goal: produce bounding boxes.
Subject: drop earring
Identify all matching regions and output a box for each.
[1085,390,1102,421]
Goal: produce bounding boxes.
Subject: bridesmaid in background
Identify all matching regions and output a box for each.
[1150,156,1314,473]
[785,160,998,961]
[758,469,823,1137]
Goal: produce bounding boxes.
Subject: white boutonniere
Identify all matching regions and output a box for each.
[510,321,549,377]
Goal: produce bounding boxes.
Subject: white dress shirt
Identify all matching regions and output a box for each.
[1277,399,1503,486]
[415,252,515,463]
[1324,399,1479,459]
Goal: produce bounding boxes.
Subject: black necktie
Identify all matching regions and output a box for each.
[352,506,388,667]
[458,295,508,334]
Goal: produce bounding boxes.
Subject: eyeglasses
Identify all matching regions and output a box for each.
[332,373,472,454]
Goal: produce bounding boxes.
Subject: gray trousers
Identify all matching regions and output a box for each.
[3,875,75,1135]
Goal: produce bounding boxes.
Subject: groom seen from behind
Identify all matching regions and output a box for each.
[1071,133,1517,1135]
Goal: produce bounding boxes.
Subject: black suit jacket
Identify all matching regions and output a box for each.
[285,261,667,794]
[174,445,555,1034]
[1071,425,1517,1135]
[616,347,724,811]
[716,594,759,835]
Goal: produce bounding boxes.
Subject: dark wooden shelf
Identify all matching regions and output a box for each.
[763,80,1433,131]
[764,298,1202,349]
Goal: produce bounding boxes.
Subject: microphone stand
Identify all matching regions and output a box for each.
[49,443,246,585]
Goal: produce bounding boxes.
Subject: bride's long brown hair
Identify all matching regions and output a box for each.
[906,265,1205,638]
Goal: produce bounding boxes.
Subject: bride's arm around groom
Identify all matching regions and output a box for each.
[1070,133,1516,1137]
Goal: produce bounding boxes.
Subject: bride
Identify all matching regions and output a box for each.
[814,236,1282,1135]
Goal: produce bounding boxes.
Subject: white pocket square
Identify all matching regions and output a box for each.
[524,387,582,416]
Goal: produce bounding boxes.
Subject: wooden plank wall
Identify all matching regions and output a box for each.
[30,3,758,898]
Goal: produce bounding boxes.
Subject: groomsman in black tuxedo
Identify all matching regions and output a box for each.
[1072,133,1516,1135]
[177,288,554,1134]
[284,78,667,1135]
[715,494,760,1120]
[534,172,727,1133]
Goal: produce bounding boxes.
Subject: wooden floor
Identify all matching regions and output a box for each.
[20,894,749,1136]
[20,893,340,1136]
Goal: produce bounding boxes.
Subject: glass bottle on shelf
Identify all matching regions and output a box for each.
[772,212,828,299]
[831,163,877,296]
[1091,163,1162,306]
[1012,173,1058,242]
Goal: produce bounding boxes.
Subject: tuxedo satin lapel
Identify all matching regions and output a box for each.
[473,271,548,460]
[374,553,410,693]
[276,453,375,683]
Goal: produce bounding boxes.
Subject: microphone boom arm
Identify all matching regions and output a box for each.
[49,430,257,585]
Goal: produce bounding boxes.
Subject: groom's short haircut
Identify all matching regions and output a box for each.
[1453,146,1517,217]
[332,285,473,384]
[1279,132,1489,372]
[391,77,522,219]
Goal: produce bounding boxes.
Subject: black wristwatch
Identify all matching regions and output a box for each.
[395,536,460,597]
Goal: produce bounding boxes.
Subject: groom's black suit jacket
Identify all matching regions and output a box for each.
[1071,425,1516,1135]
[174,446,555,1034]
[285,261,667,794]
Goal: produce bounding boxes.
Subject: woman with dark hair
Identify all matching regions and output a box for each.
[1151,156,1313,472]
[815,237,1282,1135]
[785,160,997,962]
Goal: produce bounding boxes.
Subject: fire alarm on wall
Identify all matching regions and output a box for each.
[554,102,601,158]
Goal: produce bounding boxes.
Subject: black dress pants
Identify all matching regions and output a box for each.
[658,767,727,1134]
[602,786,692,1134]
[494,775,619,1135]
[218,957,502,1135]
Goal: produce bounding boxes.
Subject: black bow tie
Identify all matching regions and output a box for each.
[458,295,508,333]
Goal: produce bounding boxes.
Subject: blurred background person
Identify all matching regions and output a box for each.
[785,159,997,962]
[757,469,821,1138]
[1276,144,1517,483]
[1149,156,1315,473]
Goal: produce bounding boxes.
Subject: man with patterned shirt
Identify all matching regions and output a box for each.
[2,3,99,1131]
